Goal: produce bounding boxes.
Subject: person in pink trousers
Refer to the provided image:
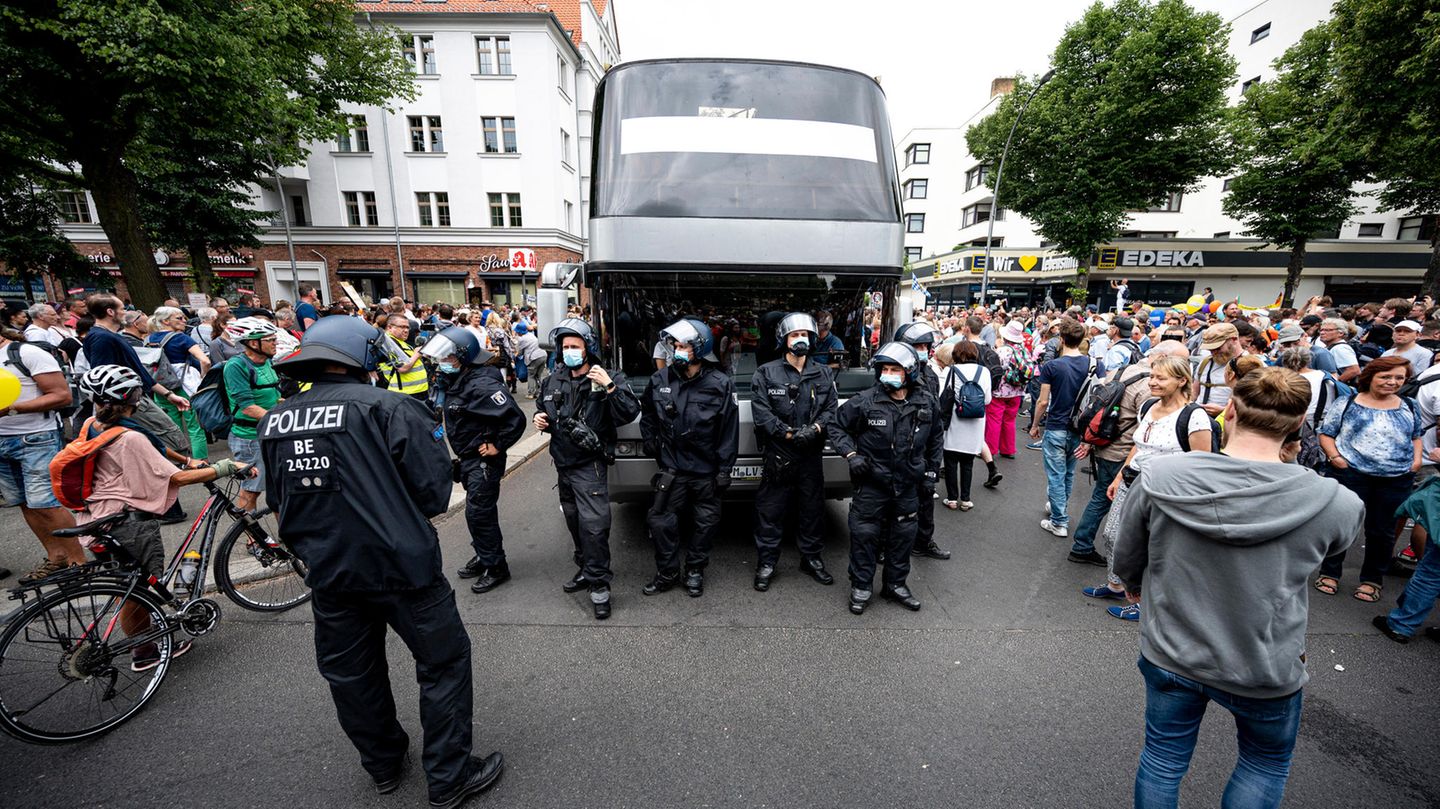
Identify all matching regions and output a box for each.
[986,320,1031,458]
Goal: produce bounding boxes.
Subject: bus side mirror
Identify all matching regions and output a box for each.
[538,262,583,350]
[541,262,582,289]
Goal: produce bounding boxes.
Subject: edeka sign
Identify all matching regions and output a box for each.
[1097,248,1205,269]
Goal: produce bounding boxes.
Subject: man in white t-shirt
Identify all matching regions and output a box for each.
[22,303,69,347]
[1317,317,1360,383]
[1111,278,1130,313]
[1382,320,1433,374]
[0,333,81,583]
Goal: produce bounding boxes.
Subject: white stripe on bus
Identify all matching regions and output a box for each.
[619,116,877,163]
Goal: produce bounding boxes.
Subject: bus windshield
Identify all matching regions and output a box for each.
[592,60,900,223]
[592,271,897,397]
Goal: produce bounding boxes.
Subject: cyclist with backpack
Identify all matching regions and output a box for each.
[1085,354,1213,621]
[223,317,283,514]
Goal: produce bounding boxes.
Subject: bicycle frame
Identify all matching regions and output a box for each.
[155,480,251,608]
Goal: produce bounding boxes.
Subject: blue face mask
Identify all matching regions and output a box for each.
[562,348,586,367]
[672,348,691,365]
[438,361,461,375]
[880,372,904,389]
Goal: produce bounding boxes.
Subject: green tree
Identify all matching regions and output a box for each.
[0,0,413,310]
[1330,0,1440,298]
[0,174,99,303]
[966,0,1236,290]
[1222,23,1364,308]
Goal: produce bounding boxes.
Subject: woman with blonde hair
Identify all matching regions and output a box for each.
[1084,353,1213,618]
[146,305,211,460]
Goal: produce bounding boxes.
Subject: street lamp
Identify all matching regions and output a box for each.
[980,69,1055,306]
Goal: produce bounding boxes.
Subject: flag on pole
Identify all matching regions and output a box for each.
[911,272,931,299]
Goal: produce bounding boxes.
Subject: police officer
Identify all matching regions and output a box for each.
[259,317,503,807]
[532,318,641,620]
[639,317,739,598]
[827,341,944,615]
[422,326,527,595]
[750,312,838,591]
[894,322,952,561]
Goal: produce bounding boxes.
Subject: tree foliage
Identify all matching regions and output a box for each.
[1329,0,1440,296]
[966,0,1236,273]
[1222,23,1364,307]
[0,173,99,302]
[0,0,414,309]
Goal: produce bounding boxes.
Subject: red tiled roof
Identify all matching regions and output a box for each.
[358,0,591,46]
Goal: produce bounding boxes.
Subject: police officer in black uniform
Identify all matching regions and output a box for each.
[750,312,838,591]
[639,317,739,598]
[260,316,503,808]
[532,317,641,619]
[422,326,527,595]
[894,322,952,561]
[828,341,944,615]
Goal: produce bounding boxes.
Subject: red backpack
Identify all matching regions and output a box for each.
[49,418,128,511]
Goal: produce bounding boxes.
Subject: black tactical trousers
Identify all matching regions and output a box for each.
[847,482,919,590]
[647,472,722,578]
[558,461,613,587]
[461,457,506,569]
[753,454,826,566]
[310,582,474,802]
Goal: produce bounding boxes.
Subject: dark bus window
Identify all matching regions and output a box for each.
[592,272,897,396]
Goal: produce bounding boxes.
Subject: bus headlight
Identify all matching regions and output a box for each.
[614,440,638,457]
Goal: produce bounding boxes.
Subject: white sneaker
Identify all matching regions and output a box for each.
[959,501,974,511]
[1042,503,1052,516]
[1040,519,1068,538]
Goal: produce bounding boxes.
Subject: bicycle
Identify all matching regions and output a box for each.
[0,475,309,744]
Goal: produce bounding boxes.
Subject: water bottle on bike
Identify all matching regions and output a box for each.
[178,550,202,591]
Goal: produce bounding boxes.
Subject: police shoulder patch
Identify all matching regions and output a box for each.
[491,391,508,406]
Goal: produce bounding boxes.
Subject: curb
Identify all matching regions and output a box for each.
[442,432,550,515]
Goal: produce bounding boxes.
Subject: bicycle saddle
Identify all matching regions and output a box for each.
[51,512,132,539]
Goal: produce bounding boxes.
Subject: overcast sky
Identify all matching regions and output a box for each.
[614,0,1260,139]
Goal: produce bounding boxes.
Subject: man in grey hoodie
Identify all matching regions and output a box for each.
[1113,367,1364,809]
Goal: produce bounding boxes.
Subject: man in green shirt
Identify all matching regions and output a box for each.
[224,317,282,513]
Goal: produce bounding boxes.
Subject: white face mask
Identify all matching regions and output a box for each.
[880,372,904,389]
[562,347,586,367]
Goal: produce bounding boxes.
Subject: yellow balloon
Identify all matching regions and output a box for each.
[1186,294,1206,310]
[0,367,20,412]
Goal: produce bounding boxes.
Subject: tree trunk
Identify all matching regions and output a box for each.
[81,154,167,311]
[1423,231,1440,303]
[1282,237,1307,309]
[18,268,35,304]
[188,239,216,296]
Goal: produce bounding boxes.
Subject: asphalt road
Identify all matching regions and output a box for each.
[0,435,1437,808]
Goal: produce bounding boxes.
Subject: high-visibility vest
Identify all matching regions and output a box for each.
[382,339,429,395]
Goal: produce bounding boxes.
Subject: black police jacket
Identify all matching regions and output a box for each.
[259,374,452,591]
[750,357,837,458]
[439,364,527,460]
[536,365,642,469]
[827,383,944,495]
[914,362,940,397]
[640,363,739,476]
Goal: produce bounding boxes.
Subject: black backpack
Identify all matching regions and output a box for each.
[1397,371,1440,401]
[1081,371,1151,446]
[5,341,80,420]
[1139,399,1222,452]
[1064,359,1106,435]
[1111,339,1142,370]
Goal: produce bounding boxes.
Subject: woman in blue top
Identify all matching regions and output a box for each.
[147,306,212,460]
[1316,355,1423,602]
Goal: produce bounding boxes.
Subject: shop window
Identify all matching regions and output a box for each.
[415,278,469,306]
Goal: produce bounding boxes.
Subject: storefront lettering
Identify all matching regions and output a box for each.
[87,253,114,264]
[1118,250,1205,268]
[478,254,512,272]
[1042,256,1079,271]
[208,253,253,265]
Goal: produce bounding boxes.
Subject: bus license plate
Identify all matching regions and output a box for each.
[731,465,763,481]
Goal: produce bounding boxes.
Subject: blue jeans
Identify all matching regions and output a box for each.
[1387,534,1440,636]
[0,428,64,509]
[1135,656,1303,809]
[1042,430,1080,528]
[1072,455,1123,555]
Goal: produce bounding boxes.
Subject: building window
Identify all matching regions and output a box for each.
[344,191,378,227]
[905,247,923,263]
[290,195,308,227]
[1141,192,1183,213]
[904,179,928,200]
[400,34,437,74]
[905,143,930,166]
[1222,178,1232,191]
[1241,76,1262,94]
[416,192,450,227]
[407,116,444,152]
[476,36,512,75]
[1213,231,1231,239]
[54,191,91,223]
[337,115,370,152]
[489,192,523,227]
[560,129,571,163]
[481,117,517,153]
[565,201,575,232]
[906,213,925,233]
[1398,215,1437,241]
[965,165,989,191]
[969,237,1002,247]
[1356,222,1384,238]
[1120,230,1178,239]
[1251,22,1271,44]
[962,203,1003,227]
[557,55,568,93]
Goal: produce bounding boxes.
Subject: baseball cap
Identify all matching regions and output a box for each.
[1394,319,1422,332]
[1113,316,1135,334]
[1276,324,1304,344]
[1300,314,1323,327]
[1200,322,1239,350]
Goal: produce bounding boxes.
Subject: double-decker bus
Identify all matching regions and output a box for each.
[539,58,905,500]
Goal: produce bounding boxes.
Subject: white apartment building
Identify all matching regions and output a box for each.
[899,0,1435,307]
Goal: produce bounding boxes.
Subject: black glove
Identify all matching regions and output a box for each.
[792,424,821,448]
[715,471,732,492]
[921,470,938,495]
[847,455,871,486]
[451,458,463,483]
[642,438,660,459]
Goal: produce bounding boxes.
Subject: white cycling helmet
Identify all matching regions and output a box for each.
[79,365,145,406]
[227,317,280,343]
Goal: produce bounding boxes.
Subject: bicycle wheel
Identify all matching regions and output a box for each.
[214,507,311,612]
[0,581,172,744]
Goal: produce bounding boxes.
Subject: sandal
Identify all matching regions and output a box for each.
[943,500,959,510]
[1313,576,1339,595]
[1353,583,1382,603]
